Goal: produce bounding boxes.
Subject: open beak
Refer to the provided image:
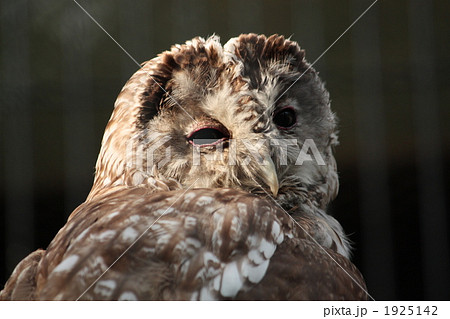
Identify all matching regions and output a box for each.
[260,157,279,197]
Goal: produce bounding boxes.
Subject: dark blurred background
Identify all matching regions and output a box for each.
[1,0,449,300]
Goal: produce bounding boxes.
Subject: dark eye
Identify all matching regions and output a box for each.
[187,127,229,146]
[273,107,297,129]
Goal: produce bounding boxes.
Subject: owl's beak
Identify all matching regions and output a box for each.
[260,157,279,197]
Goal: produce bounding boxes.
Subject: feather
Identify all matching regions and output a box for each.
[1,34,368,300]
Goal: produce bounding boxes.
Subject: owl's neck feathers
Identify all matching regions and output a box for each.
[87,34,350,257]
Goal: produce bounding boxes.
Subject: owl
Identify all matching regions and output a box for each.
[1,34,367,300]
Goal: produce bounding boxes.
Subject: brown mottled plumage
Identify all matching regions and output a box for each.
[1,34,367,300]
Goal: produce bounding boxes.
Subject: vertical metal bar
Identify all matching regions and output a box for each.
[60,4,96,215]
[118,0,153,84]
[227,0,263,36]
[408,1,450,300]
[351,0,396,299]
[1,0,35,273]
[291,0,327,76]
[171,0,208,44]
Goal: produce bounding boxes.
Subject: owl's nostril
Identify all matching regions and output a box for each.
[187,127,230,147]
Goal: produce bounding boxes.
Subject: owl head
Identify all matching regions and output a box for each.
[89,34,338,212]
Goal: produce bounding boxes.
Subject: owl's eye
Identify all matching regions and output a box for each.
[273,106,297,129]
[187,127,229,147]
